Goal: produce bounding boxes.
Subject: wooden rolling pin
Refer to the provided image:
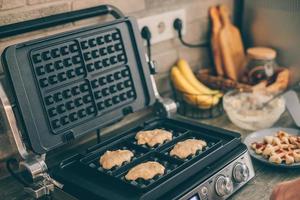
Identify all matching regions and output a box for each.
[210,6,224,76]
[219,5,245,81]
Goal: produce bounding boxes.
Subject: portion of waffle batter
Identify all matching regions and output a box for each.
[170,139,207,159]
[125,161,165,181]
[135,129,172,147]
[100,149,134,170]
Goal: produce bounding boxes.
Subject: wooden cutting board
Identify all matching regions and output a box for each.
[210,6,224,76]
[219,5,245,81]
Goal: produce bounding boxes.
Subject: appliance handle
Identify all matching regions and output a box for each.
[0,4,124,39]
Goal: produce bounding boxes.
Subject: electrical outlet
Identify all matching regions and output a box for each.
[137,9,186,45]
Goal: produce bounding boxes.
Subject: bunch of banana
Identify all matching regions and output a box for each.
[171,59,223,109]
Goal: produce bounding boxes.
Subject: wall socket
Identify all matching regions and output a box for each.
[137,9,186,45]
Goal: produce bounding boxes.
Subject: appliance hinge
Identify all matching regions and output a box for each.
[145,54,178,118]
[0,83,63,199]
[154,97,178,118]
[21,155,64,199]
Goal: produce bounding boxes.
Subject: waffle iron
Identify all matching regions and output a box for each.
[0,5,255,200]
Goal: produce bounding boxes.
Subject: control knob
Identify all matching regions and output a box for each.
[215,175,233,197]
[233,162,249,183]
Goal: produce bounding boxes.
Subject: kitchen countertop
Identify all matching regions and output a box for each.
[1,110,300,200]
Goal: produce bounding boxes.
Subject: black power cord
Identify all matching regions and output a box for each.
[173,18,208,48]
[141,26,152,60]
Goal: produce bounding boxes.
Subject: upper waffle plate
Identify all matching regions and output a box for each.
[2,17,155,154]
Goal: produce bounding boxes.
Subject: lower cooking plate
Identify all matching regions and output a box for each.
[53,118,241,200]
[79,119,223,192]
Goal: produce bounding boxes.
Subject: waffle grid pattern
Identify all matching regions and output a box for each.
[30,28,136,133]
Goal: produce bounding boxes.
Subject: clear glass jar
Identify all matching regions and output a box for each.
[243,47,278,85]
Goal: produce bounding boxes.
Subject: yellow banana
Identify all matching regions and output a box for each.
[171,66,199,104]
[177,59,220,95]
[196,94,220,108]
[214,92,223,98]
[183,98,209,109]
[171,66,220,109]
[183,96,217,109]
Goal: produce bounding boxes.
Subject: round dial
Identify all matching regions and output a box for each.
[233,163,249,183]
[215,175,233,197]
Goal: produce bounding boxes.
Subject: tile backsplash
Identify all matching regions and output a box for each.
[0,0,236,178]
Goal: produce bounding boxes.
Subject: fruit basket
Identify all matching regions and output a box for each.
[172,87,223,119]
[170,59,224,119]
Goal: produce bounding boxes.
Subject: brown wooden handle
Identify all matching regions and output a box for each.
[219,5,231,26]
[210,6,224,76]
[210,6,222,33]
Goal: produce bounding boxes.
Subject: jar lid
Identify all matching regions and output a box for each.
[247,47,277,60]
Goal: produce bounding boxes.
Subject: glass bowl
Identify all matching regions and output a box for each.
[223,90,285,130]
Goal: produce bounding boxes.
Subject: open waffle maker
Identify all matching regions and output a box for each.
[0,5,254,200]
